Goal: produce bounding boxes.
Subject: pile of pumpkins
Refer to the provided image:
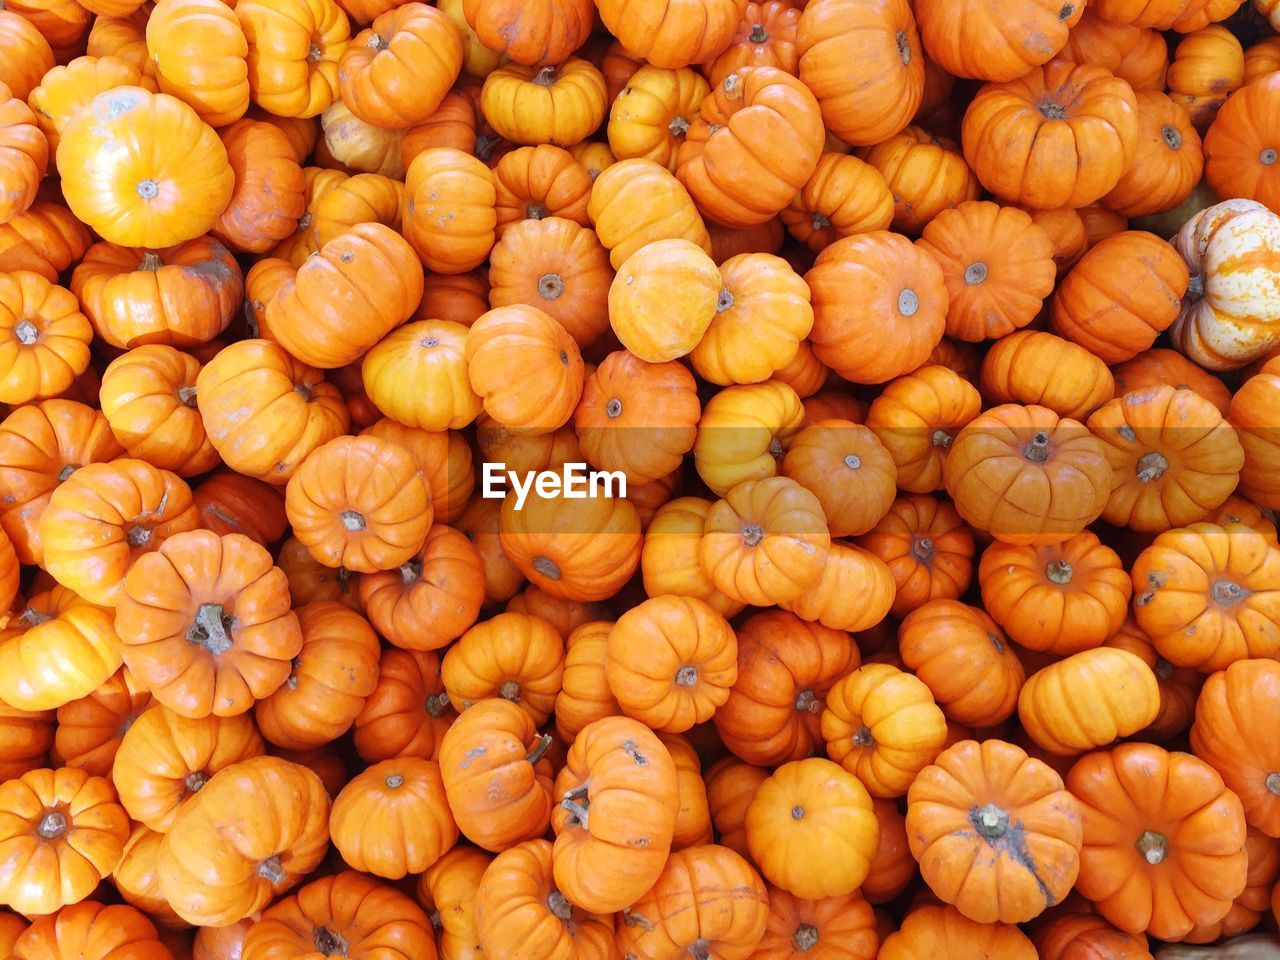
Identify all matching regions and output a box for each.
[3,0,1280,955]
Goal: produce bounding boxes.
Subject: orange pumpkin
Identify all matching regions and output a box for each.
[898,600,1025,727]
[440,612,564,726]
[857,494,975,618]
[116,529,303,718]
[943,404,1112,546]
[0,11,55,102]
[473,838,615,959]
[1205,68,1280,200]
[1067,743,1247,940]
[56,88,234,248]
[0,202,92,282]
[693,379,804,496]
[353,648,455,763]
[0,271,91,407]
[779,152,894,253]
[779,541,895,634]
[979,531,1132,654]
[39,458,198,606]
[961,61,1139,209]
[111,704,264,832]
[821,663,947,798]
[1104,90,1203,216]
[72,237,244,350]
[605,596,737,734]
[285,434,431,574]
[462,0,592,66]
[861,127,981,234]
[554,621,621,743]
[595,0,747,69]
[917,201,1056,341]
[979,331,1115,421]
[0,767,128,916]
[112,824,186,930]
[550,716,680,912]
[607,65,709,170]
[253,601,380,750]
[330,757,458,879]
[1113,348,1231,417]
[587,158,712,269]
[1233,358,1280,510]
[98,345,219,477]
[489,217,613,348]
[906,739,1082,923]
[914,0,1081,81]
[480,58,607,148]
[11,902,174,960]
[575,350,699,485]
[402,147,496,274]
[213,118,307,254]
[752,884,877,959]
[780,420,896,537]
[358,524,484,652]
[676,67,824,228]
[499,488,641,603]
[415,845,492,960]
[158,756,331,927]
[805,231,947,384]
[1131,521,1280,670]
[51,667,149,776]
[0,84,47,226]
[641,497,745,618]
[745,757,878,898]
[795,0,924,147]
[866,365,982,494]
[0,400,123,566]
[879,903,1036,959]
[1054,231,1191,364]
[713,610,858,767]
[1058,9,1169,90]
[1190,659,1280,838]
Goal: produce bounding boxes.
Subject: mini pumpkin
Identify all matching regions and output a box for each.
[856,494,975,618]
[353,648,455,763]
[978,331,1115,420]
[480,58,607,148]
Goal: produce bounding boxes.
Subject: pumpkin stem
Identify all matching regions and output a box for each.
[425,691,450,717]
[675,665,699,687]
[1045,560,1073,584]
[811,212,831,231]
[138,252,164,272]
[748,22,768,42]
[1058,2,1075,18]
[14,319,38,345]
[537,273,564,301]
[1021,431,1051,463]
[498,680,522,702]
[313,926,349,957]
[184,771,209,794]
[258,855,286,884]
[1266,772,1280,796]
[668,115,690,137]
[606,398,623,418]
[963,262,988,285]
[475,134,501,161]
[176,385,198,407]
[1186,273,1205,300]
[57,464,77,483]
[36,811,67,840]
[526,203,547,220]
[545,890,574,922]
[188,602,235,656]
[1135,830,1168,865]
[741,523,764,547]
[307,42,323,63]
[1038,100,1067,120]
[768,437,784,457]
[969,802,1011,841]
[930,429,952,449]
[136,179,160,200]
[793,923,819,952]
[294,380,315,401]
[1160,124,1182,150]
[561,792,591,830]
[794,689,819,713]
[894,29,910,65]
[852,724,874,747]
[532,556,562,580]
[722,73,741,97]
[621,738,649,765]
[420,336,440,348]
[911,536,934,563]
[366,32,388,51]
[1212,579,1249,607]
[19,607,51,627]
[790,805,805,820]
[843,453,861,469]
[340,510,366,532]
[533,66,557,86]
[716,290,735,313]
[1262,147,1278,166]
[127,523,153,547]
[1135,451,1168,483]
[399,560,422,585]
[1154,656,1175,680]
[987,631,1006,653]
[897,288,919,317]
[689,939,712,960]
[526,733,553,764]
